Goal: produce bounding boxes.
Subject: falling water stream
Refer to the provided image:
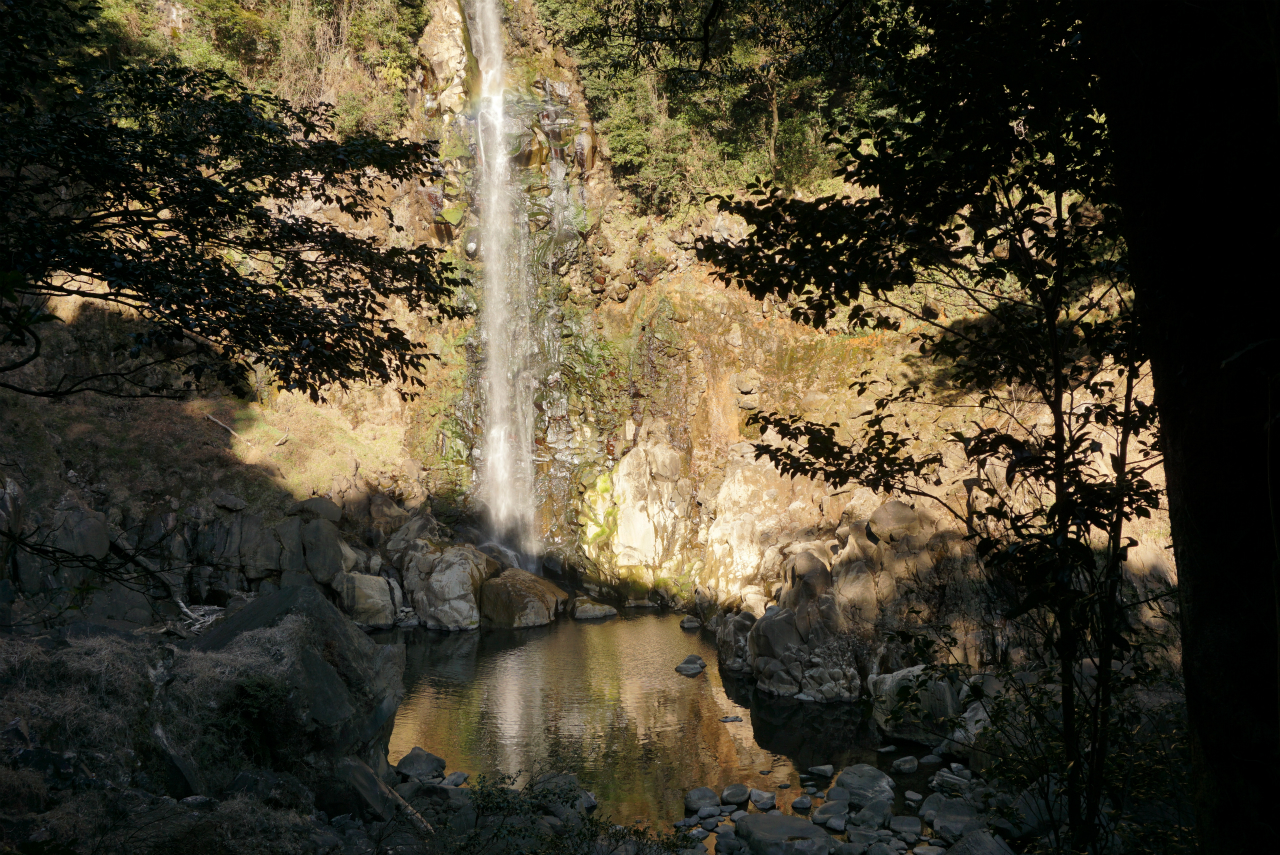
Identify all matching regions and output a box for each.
[472,0,538,559]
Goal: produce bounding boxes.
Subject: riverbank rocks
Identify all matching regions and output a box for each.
[722,783,749,804]
[681,615,703,629]
[834,765,895,809]
[571,597,617,619]
[734,813,834,855]
[749,788,776,810]
[480,568,568,628]
[676,654,707,676]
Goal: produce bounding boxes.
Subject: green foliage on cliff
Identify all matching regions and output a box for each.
[537,0,864,210]
[94,0,428,136]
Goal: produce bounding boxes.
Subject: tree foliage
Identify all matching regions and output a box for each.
[1,0,462,400]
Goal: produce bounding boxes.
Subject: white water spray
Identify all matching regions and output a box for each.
[471,0,538,557]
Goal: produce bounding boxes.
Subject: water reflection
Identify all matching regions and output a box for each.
[389,613,886,826]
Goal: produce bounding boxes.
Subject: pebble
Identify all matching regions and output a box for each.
[759,770,772,775]
[792,795,812,811]
[920,755,943,765]
[689,828,710,840]
[730,811,748,822]
[777,783,791,789]
[891,756,918,774]
[767,809,783,816]
[808,765,834,777]
[878,745,898,753]
[699,806,721,818]
[804,787,818,795]
[719,716,743,722]
[701,818,719,831]
[914,848,946,855]
[905,791,923,802]
[826,817,846,832]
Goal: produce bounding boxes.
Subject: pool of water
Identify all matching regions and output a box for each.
[388,612,925,827]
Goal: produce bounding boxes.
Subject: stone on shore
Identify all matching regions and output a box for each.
[834,764,896,808]
[571,597,617,619]
[480,568,568,628]
[686,786,721,812]
[396,747,446,781]
[734,813,834,855]
[749,788,776,810]
[891,756,918,774]
[722,783,750,804]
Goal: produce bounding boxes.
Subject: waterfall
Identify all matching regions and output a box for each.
[471,0,538,560]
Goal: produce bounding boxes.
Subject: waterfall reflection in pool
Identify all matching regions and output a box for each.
[388,613,883,826]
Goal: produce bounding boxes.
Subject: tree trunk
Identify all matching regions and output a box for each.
[1095,3,1280,851]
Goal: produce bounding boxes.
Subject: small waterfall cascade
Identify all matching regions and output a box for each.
[471,0,538,559]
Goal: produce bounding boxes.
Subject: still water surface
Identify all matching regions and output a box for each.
[388,612,905,826]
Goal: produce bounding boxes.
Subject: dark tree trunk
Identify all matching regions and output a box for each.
[1095,3,1280,851]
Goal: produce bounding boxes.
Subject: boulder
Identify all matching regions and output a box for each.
[571,597,617,619]
[290,496,342,522]
[811,800,848,825]
[211,490,247,512]
[480,568,568,628]
[868,666,961,743]
[680,615,703,629]
[193,586,404,771]
[888,816,921,835]
[275,516,307,575]
[749,788,776,810]
[301,519,345,584]
[686,786,721,812]
[331,572,396,628]
[850,798,892,829]
[407,546,491,631]
[891,756,918,774]
[833,765,895,809]
[734,813,834,855]
[929,796,981,840]
[396,747,446,781]
[676,654,706,676]
[867,501,920,543]
[722,783,750,804]
[791,795,812,811]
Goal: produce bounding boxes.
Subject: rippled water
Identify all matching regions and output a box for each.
[388,612,922,826]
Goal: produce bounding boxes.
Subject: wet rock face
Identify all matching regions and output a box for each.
[402,546,492,631]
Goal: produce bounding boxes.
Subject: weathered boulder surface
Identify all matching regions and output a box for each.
[570,597,617,619]
[480,568,568,628]
[331,571,396,629]
[868,665,961,743]
[193,585,404,777]
[401,546,492,630]
[734,813,834,855]
[834,765,895,809]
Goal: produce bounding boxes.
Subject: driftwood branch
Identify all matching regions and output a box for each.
[204,413,252,445]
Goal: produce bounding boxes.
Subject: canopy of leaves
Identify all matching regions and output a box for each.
[1,0,463,400]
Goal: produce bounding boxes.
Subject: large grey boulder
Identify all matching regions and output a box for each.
[867,665,960,743]
[811,800,849,825]
[331,571,396,628]
[833,765,895,809]
[867,501,920,543]
[734,814,834,855]
[748,608,804,661]
[396,747,446,781]
[193,586,404,772]
[404,546,491,631]
[480,568,568,628]
[301,519,344,584]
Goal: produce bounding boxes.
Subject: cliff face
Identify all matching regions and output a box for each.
[1,1,1175,691]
